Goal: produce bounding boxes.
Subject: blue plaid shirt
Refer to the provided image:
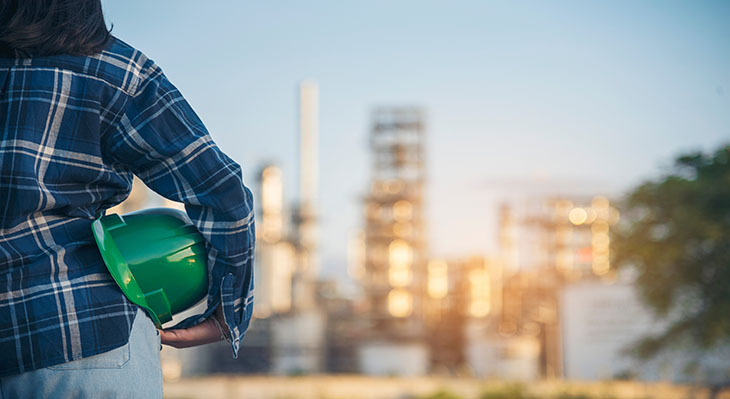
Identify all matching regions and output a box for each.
[0,37,255,377]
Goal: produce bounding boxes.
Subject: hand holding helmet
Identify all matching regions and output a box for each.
[92,207,229,347]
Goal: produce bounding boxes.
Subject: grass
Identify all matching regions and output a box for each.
[480,383,535,399]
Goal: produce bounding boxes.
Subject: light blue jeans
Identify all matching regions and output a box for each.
[0,308,163,399]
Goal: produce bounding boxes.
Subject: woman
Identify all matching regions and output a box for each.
[0,1,255,397]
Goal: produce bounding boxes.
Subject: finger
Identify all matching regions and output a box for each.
[159,329,188,348]
[159,329,185,345]
[160,319,221,348]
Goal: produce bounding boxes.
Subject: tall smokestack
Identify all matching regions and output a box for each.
[293,81,319,310]
[299,81,318,212]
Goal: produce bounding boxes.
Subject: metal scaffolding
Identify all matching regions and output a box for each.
[362,106,427,340]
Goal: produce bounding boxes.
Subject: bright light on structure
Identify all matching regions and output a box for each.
[592,234,609,248]
[393,222,412,237]
[556,248,573,272]
[585,208,597,224]
[388,289,413,317]
[388,239,413,288]
[592,221,609,234]
[260,165,284,243]
[608,207,620,225]
[568,207,588,225]
[427,259,448,299]
[555,199,574,217]
[261,166,283,212]
[592,260,610,275]
[554,196,616,277]
[471,300,491,318]
[591,196,609,209]
[389,239,413,267]
[389,267,412,288]
[591,217,611,276]
[592,196,610,221]
[469,268,490,317]
[392,200,413,221]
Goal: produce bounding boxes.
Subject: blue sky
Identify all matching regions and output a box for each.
[102,1,730,280]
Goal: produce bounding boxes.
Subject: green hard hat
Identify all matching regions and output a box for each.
[91,207,209,327]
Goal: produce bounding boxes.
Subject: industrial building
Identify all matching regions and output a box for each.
[96,88,730,383]
[491,196,620,379]
[357,107,430,376]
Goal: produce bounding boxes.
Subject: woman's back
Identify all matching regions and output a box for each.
[0,5,255,388]
[0,37,154,376]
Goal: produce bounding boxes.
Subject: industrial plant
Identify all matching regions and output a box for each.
[107,81,730,385]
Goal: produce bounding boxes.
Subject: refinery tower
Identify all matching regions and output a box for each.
[292,80,320,311]
[358,107,429,376]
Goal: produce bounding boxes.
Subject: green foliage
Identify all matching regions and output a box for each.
[613,145,730,358]
[418,390,464,399]
[549,394,596,399]
[480,383,534,399]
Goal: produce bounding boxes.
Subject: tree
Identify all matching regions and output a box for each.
[613,145,730,361]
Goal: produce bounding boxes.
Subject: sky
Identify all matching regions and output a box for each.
[102,1,730,281]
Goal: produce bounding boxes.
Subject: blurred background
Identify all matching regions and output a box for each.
[101,1,730,398]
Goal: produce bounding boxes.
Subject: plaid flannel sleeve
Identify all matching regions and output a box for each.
[102,61,255,358]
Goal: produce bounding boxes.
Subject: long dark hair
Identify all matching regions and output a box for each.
[0,0,111,57]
